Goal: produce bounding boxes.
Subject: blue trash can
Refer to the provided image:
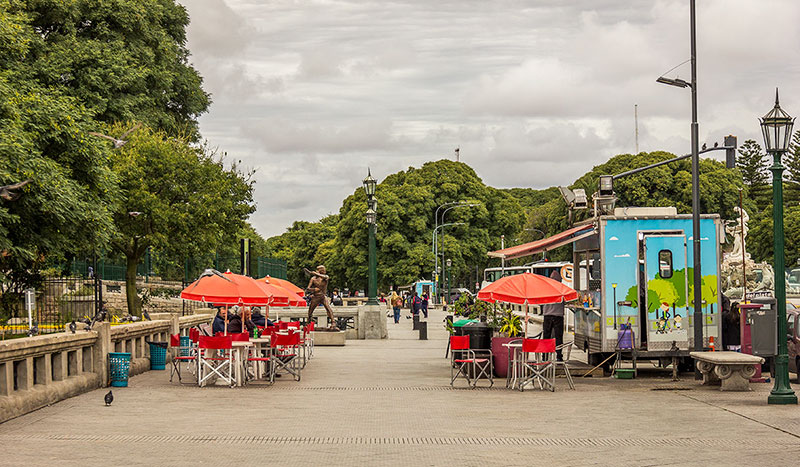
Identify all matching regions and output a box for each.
[109,352,131,387]
[148,342,167,370]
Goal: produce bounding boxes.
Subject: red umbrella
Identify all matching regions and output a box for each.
[181,270,271,306]
[477,273,578,335]
[259,276,305,296]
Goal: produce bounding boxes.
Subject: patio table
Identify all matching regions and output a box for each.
[231,340,254,387]
[502,342,524,389]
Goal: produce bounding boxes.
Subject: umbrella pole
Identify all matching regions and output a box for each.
[524,299,529,337]
[224,305,228,336]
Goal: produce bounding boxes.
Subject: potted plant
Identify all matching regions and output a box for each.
[491,309,523,378]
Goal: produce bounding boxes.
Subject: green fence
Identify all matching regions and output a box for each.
[67,255,287,281]
[257,257,287,279]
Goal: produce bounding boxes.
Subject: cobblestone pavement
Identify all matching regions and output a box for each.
[2,307,800,466]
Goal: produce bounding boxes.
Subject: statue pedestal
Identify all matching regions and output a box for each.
[358,304,388,339]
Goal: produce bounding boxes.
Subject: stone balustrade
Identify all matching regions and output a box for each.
[0,312,213,423]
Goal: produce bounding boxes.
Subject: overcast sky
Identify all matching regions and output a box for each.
[179,0,800,239]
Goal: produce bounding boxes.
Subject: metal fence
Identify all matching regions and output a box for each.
[257,257,288,279]
[2,277,100,336]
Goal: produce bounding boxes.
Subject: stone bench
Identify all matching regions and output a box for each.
[311,330,346,346]
[690,351,764,391]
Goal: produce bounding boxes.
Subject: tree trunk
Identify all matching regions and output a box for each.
[125,256,141,316]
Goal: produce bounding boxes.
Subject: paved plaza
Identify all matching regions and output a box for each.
[2,307,800,466]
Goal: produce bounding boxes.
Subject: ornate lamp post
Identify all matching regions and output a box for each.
[761,90,797,405]
[363,170,378,306]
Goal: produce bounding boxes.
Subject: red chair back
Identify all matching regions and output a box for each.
[450,335,470,350]
[199,335,233,350]
[170,333,181,348]
[189,328,200,343]
[272,332,300,347]
[277,321,289,330]
[287,321,301,329]
[522,338,556,354]
[307,321,315,332]
[231,332,250,342]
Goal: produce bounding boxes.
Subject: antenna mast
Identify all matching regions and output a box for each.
[635,104,639,154]
[455,147,460,162]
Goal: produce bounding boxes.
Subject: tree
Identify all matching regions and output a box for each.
[6,0,210,137]
[108,125,254,315]
[785,129,800,205]
[0,3,117,320]
[737,139,770,211]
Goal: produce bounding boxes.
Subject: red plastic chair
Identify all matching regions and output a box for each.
[277,321,289,330]
[270,332,301,382]
[169,333,197,384]
[231,332,250,342]
[519,338,556,392]
[197,335,234,387]
[449,335,493,388]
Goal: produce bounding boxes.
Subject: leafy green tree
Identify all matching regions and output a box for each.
[266,216,338,287]
[737,139,770,211]
[6,0,210,137]
[0,3,117,319]
[108,125,254,315]
[785,130,800,205]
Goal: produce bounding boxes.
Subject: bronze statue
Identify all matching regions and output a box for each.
[304,265,338,330]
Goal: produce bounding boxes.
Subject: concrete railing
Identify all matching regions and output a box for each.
[272,306,360,339]
[0,312,214,423]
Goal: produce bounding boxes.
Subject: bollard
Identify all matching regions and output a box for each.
[418,321,427,340]
[412,314,420,330]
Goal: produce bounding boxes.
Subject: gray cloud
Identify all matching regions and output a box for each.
[184,0,800,238]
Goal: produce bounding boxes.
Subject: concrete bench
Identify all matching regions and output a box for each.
[689,351,764,391]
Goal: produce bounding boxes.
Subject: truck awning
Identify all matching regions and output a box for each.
[487,224,596,260]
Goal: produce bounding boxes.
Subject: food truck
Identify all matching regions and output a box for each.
[572,207,722,367]
[489,206,723,368]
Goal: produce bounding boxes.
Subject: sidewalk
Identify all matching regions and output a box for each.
[1,306,799,466]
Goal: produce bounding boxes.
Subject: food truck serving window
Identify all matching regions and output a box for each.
[658,250,673,278]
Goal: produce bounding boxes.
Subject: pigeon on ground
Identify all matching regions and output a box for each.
[88,123,141,149]
[142,309,151,321]
[69,321,76,333]
[104,390,113,406]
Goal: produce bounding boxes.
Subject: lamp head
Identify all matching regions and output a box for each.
[760,88,795,153]
[362,169,377,197]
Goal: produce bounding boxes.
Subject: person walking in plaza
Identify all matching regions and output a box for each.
[411,291,421,317]
[421,292,429,318]
[390,291,402,324]
[541,269,566,361]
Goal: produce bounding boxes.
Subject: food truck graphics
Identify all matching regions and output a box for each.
[572,207,722,365]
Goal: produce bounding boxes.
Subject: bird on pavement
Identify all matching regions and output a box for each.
[104,390,113,406]
[88,123,141,149]
[69,321,76,333]
[142,309,151,321]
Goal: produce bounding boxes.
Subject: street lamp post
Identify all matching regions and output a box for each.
[760,90,797,405]
[363,170,378,306]
[656,0,703,365]
[434,222,464,304]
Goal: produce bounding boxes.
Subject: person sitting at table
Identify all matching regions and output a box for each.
[250,307,274,327]
[227,308,255,334]
[212,307,229,335]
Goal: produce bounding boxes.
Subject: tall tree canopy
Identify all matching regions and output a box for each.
[108,125,255,314]
[5,0,209,136]
[0,0,215,318]
[736,139,770,211]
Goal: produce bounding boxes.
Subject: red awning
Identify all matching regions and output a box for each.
[487,224,596,260]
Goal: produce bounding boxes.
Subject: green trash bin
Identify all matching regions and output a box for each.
[109,352,131,387]
[148,342,168,370]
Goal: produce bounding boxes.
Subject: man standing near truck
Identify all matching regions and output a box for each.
[542,269,565,361]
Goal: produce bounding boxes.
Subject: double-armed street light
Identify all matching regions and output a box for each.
[363,170,378,306]
[760,90,797,405]
[432,201,479,303]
